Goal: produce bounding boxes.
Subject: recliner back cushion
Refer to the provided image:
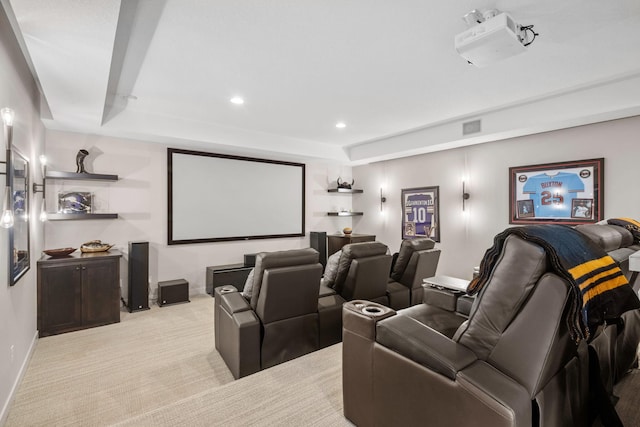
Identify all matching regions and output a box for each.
[256,264,322,323]
[575,224,634,252]
[250,248,319,308]
[488,273,573,396]
[399,249,440,289]
[340,255,392,300]
[454,235,548,360]
[390,238,436,281]
[333,242,388,294]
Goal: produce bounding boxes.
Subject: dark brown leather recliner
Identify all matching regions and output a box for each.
[328,241,405,307]
[215,248,325,379]
[342,235,591,427]
[388,237,440,308]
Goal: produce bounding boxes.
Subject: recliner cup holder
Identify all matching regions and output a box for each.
[220,286,237,294]
[362,306,383,315]
[346,300,394,319]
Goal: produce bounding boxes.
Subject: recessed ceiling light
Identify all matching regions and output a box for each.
[230,96,244,105]
[335,122,346,129]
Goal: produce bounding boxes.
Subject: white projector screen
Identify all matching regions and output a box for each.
[168,148,305,244]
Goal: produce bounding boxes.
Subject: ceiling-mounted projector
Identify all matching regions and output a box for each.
[455,12,529,67]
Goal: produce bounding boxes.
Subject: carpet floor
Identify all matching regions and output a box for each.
[5,294,639,426]
[6,295,348,426]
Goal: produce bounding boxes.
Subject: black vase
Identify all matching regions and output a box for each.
[76,149,89,173]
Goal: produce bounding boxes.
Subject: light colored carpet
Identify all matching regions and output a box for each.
[6,295,349,426]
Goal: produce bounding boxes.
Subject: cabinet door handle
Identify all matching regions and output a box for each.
[82,267,86,270]
[75,267,80,271]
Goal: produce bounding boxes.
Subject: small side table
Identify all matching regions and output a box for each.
[422,275,470,312]
[206,263,253,295]
[423,275,470,292]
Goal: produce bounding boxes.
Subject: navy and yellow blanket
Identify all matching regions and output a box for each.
[467,224,640,342]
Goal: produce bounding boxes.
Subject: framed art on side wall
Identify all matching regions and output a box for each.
[401,186,440,242]
[509,158,604,225]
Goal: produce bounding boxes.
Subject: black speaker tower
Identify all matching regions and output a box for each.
[128,241,150,312]
[310,231,327,270]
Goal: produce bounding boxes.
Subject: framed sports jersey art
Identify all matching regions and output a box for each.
[509,158,604,225]
[401,186,440,242]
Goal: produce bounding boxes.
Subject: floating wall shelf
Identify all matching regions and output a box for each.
[47,213,119,221]
[327,212,363,217]
[46,171,119,181]
[43,170,120,221]
[327,188,363,194]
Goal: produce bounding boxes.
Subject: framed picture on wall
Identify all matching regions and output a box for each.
[58,191,93,214]
[509,158,604,224]
[401,186,440,242]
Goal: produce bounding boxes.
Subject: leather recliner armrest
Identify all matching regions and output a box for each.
[221,291,252,314]
[376,314,477,380]
[458,360,532,426]
[343,300,396,340]
[216,291,261,379]
[214,285,242,350]
[319,283,336,298]
[422,286,462,311]
[342,300,396,425]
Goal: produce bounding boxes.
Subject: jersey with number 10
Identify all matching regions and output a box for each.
[522,172,584,217]
[405,194,433,235]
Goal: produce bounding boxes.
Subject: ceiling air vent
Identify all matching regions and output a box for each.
[462,119,481,135]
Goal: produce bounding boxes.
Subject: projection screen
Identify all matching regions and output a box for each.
[168,148,305,244]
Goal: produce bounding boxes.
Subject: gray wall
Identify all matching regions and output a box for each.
[353,116,640,279]
[0,3,45,423]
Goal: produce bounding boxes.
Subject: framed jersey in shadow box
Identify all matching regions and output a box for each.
[401,186,440,242]
[509,158,604,225]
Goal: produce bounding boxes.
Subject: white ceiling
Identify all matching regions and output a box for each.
[4,0,640,164]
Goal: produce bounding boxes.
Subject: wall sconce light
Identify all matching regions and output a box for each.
[0,185,13,228]
[33,155,47,221]
[2,107,15,127]
[380,188,387,212]
[462,180,470,211]
[1,107,15,228]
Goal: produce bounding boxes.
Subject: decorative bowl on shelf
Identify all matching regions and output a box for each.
[343,227,353,235]
[80,240,114,253]
[43,247,77,257]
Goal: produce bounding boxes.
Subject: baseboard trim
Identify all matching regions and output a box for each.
[0,330,38,426]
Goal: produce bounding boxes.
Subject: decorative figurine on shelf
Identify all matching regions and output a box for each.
[76,149,89,173]
[80,240,114,253]
[337,176,354,190]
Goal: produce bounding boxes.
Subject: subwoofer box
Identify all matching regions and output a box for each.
[244,253,257,267]
[158,279,190,307]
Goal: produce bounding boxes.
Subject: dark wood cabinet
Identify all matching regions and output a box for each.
[38,250,122,337]
[327,233,376,256]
